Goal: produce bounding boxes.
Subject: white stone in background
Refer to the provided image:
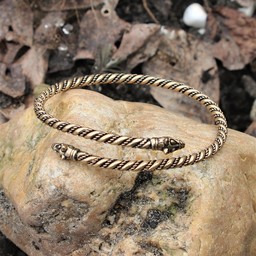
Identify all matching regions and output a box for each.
[198,28,206,35]
[239,3,255,17]
[58,43,68,51]
[62,24,73,35]
[183,3,207,29]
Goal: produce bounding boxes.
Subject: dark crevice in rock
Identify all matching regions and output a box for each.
[0,92,15,108]
[103,173,190,233]
[0,92,24,109]
[30,225,47,234]
[57,236,69,243]
[140,242,164,256]
[167,187,189,210]
[141,209,169,230]
[133,171,153,189]
[37,197,90,226]
[13,45,30,62]
[140,185,190,231]
[0,190,28,256]
[103,171,152,227]
[0,230,27,256]
[32,241,40,250]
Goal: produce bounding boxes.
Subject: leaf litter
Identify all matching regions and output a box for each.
[0,0,254,134]
[206,6,256,70]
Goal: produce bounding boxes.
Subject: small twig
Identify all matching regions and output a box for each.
[142,0,160,24]
[90,0,100,27]
[203,0,211,12]
[74,0,81,26]
[60,0,66,10]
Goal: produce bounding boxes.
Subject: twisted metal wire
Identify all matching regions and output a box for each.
[34,73,228,172]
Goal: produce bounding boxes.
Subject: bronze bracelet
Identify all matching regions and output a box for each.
[34,73,228,171]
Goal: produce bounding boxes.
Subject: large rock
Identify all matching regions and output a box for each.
[0,89,256,256]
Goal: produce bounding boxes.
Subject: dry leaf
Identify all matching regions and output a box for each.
[74,50,94,61]
[37,0,104,11]
[0,103,25,120]
[0,0,33,46]
[151,0,172,20]
[102,0,119,11]
[245,121,256,137]
[110,23,160,67]
[2,43,25,65]
[143,29,219,123]
[206,6,256,70]
[0,1,11,41]
[18,46,49,88]
[0,63,26,98]
[11,0,33,46]
[125,34,160,71]
[78,8,130,60]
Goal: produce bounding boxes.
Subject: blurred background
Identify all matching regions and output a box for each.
[0,0,255,254]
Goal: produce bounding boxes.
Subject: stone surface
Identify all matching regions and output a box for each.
[0,89,256,256]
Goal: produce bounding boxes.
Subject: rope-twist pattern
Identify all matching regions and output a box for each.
[34,73,228,172]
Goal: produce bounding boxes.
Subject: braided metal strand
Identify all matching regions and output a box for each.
[34,73,228,172]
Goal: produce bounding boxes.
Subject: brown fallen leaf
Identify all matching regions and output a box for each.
[74,49,94,61]
[125,33,160,71]
[109,23,160,70]
[0,1,11,41]
[11,0,33,46]
[0,0,33,46]
[143,28,220,123]
[0,103,25,120]
[245,121,256,137]
[2,43,25,65]
[0,63,26,98]
[17,45,49,88]
[77,8,130,63]
[206,6,256,70]
[37,0,104,11]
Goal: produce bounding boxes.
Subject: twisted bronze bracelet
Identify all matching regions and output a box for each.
[34,73,228,172]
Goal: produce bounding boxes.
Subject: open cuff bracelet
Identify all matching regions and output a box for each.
[34,73,228,172]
